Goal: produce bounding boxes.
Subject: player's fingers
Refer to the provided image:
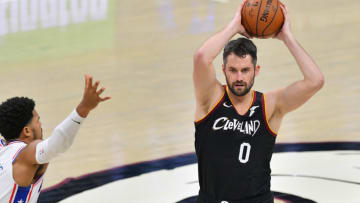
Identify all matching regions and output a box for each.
[280,4,288,15]
[239,0,247,8]
[241,31,251,39]
[283,3,289,12]
[237,0,247,15]
[279,5,286,21]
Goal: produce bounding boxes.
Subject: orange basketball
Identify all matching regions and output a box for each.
[241,0,284,38]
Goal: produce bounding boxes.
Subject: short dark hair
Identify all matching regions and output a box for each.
[223,37,257,66]
[0,97,35,141]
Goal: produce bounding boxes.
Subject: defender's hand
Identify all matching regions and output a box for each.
[77,74,111,117]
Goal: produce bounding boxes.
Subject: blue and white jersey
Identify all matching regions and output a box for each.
[0,139,5,148]
[0,141,44,203]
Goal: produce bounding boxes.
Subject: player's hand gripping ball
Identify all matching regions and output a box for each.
[241,0,284,38]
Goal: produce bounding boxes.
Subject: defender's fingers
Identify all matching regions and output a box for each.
[84,74,88,89]
[93,81,100,91]
[97,87,105,95]
[100,96,111,102]
[88,76,93,88]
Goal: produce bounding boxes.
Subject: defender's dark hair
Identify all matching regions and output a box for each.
[223,37,257,66]
[0,97,35,141]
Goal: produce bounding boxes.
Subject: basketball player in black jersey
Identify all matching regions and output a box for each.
[193,1,324,203]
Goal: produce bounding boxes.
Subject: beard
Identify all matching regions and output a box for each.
[226,76,255,97]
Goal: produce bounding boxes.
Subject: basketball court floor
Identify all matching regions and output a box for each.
[0,0,359,202]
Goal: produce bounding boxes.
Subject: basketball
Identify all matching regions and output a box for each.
[241,0,284,38]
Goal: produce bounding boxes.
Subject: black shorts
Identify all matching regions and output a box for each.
[196,190,274,203]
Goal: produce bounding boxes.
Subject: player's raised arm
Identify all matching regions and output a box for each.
[268,4,324,116]
[193,1,250,120]
[34,75,110,164]
[13,75,111,186]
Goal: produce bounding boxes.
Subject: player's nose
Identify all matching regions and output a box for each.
[236,72,245,81]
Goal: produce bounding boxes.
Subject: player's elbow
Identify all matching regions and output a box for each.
[194,50,211,67]
[315,73,325,90]
[194,50,204,63]
[308,74,325,92]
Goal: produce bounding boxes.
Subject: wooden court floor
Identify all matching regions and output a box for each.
[0,0,359,192]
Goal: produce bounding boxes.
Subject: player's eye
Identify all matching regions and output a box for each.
[242,68,249,73]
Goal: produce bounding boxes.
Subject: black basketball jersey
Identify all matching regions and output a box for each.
[194,86,277,201]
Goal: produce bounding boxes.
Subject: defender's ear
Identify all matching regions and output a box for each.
[20,125,33,140]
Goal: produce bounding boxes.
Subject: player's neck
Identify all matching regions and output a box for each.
[227,88,253,105]
[6,139,27,145]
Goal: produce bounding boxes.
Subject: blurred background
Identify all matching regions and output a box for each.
[0,0,359,202]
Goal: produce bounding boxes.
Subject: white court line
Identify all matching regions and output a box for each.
[60,151,360,203]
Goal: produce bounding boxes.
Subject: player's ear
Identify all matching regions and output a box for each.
[255,65,260,76]
[20,126,33,140]
[222,64,225,74]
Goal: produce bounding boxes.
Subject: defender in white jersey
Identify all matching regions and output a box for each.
[0,141,44,203]
[0,75,110,203]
